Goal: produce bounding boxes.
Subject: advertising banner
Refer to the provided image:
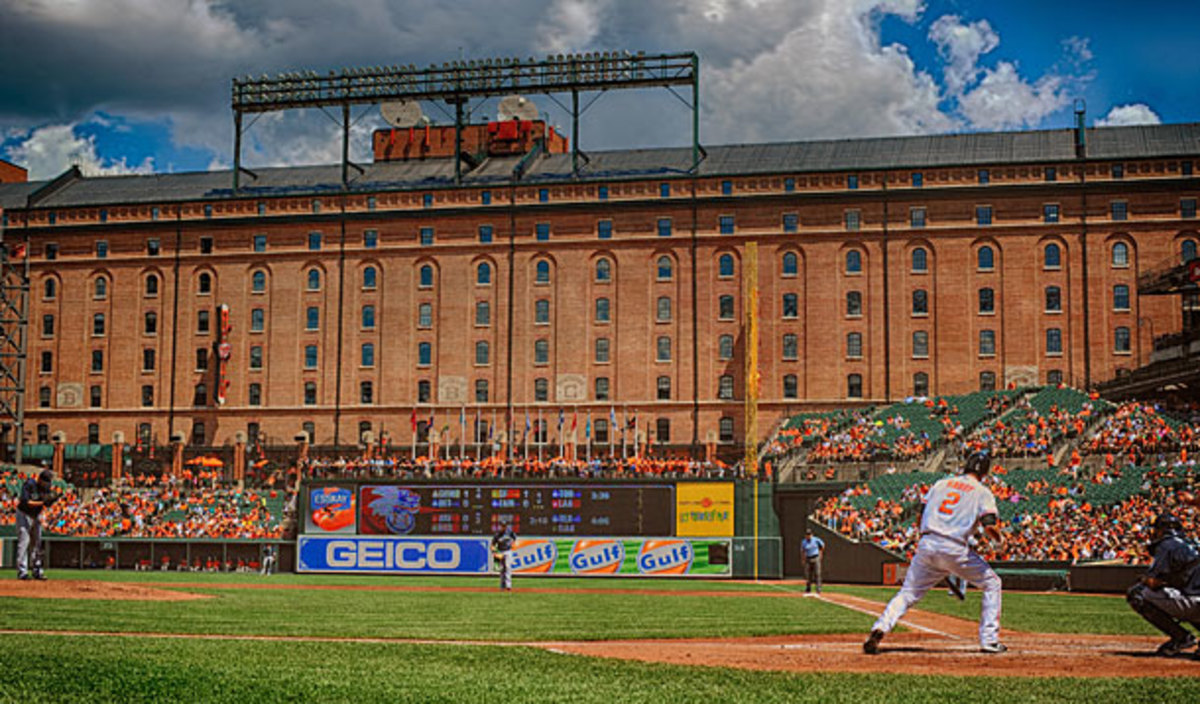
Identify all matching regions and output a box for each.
[509,537,731,577]
[674,482,734,537]
[305,485,357,534]
[297,536,491,574]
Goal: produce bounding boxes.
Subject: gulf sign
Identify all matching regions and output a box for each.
[569,539,624,574]
[637,539,694,575]
[305,486,356,534]
[297,536,491,574]
[509,538,557,574]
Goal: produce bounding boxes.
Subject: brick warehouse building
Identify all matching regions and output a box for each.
[0,122,1198,457]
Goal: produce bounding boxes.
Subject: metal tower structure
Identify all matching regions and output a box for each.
[0,235,30,464]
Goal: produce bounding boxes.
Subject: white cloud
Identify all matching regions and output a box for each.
[929,14,1074,130]
[702,1,956,143]
[536,0,614,53]
[4,121,154,180]
[1096,104,1161,127]
[928,14,998,95]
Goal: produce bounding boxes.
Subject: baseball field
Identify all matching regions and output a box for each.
[0,572,1196,703]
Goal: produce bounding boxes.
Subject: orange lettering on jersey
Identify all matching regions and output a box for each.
[946,480,976,492]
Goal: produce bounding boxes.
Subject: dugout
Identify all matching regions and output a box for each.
[41,538,293,572]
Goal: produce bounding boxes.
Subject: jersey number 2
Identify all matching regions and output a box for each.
[938,492,961,515]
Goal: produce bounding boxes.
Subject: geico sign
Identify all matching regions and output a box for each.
[326,540,462,570]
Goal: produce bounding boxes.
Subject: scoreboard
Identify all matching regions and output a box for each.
[355,484,675,537]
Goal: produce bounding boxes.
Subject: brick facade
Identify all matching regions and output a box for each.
[3,140,1199,454]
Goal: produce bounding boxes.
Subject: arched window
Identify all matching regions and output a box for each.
[477,262,491,285]
[657,376,671,400]
[912,289,928,315]
[846,291,862,317]
[782,334,798,359]
[718,295,735,319]
[911,247,928,272]
[656,296,671,322]
[718,375,734,400]
[718,254,734,277]
[43,279,56,300]
[845,250,862,274]
[1045,286,1062,312]
[719,417,735,443]
[846,332,862,358]
[657,256,673,280]
[419,265,433,288]
[145,274,159,296]
[252,271,266,292]
[977,245,995,270]
[363,266,377,289]
[1111,242,1129,267]
[144,312,157,335]
[1114,326,1131,353]
[783,374,798,399]
[1182,239,1198,263]
[595,338,610,363]
[847,374,863,398]
[596,258,611,282]
[197,273,210,294]
[1113,285,1130,311]
[782,252,798,276]
[94,277,108,299]
[306,269,321,290]
[475,341,489,365]
[1044,243,1061,269]
[535,260,551,284]
[718,334,734,360]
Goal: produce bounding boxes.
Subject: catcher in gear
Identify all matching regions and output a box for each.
[1126,513,1200,657]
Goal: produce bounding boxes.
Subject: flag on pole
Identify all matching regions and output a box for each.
[557,409,565,430]
[525,411,531,433]
[571,410,578,433]
[410,409,417,432]
[585,413,591,439]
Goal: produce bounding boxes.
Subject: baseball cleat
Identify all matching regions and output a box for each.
[863,629,884,655]
[980,642,1008,654]
[1155,635,1197,657]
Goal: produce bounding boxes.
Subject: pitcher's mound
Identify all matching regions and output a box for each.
[0,579,210,602]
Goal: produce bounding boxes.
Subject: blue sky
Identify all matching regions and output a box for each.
[1,0,1196,181]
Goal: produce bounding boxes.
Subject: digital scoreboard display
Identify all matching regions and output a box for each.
[356,484,675,537]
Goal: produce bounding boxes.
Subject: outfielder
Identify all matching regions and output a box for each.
[864,451,1005,654]
[491,522,516,591]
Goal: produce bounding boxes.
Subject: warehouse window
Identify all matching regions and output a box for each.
[782,252,798,276]
[979,287,995,314]
[657,257,673,280]
[595,378,609,401]
[846,332,862,358]
[1045,286,1062,313]
[656,336,671,362]
[782,333,798,360]
[846,291,862,317]
[1113,285,1130,311]
[595,337,610,363]
[783,375,798,399]
[596,258,612,282]
[1112,242,1129,267]
[1044,243,1061,269]
[535,299,550,324]
[534,340,549,365]
[657,376,671,400]
[718,295,735,320]
[718,375,734,400]
[847,374,863,398]
[977,246,995,271]
[913,372,929,397]
[979,372,996,391]
[307,269,321,290]
[979,330,996,356]
[419,265,433,287]
[477,262,492,285]
[252,271,266,293]
[418,342,432,366]
[595,298,611,323]
[718,254,735,277]
[1046,328,1063,355]
[657,297,671,322]
[475,301,490,326]
[474,341,488,366]
[362,343,375,367]
[845,250,862,274]
[535,260,550,284]
[912,289,929,316]
[911,247,927,272]
[912,331,929,358]
[719,417,734,443]
[718,335,734,360]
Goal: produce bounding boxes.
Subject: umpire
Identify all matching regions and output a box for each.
[1126,513,1200,657]
[492,522,517,591]
[16,468,60,581]
[800,529,825,595]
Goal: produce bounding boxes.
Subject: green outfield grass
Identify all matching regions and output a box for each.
[0,573,869,641]
[829,585,1160,636]
[0,633,1196,704]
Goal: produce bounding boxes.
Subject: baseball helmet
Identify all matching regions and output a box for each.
[964,451,991,476]
[1152,513,1183,537]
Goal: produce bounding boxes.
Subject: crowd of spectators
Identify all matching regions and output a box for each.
[1086,402,1200,463]
[291,454,748,481]
[1,467,292,540]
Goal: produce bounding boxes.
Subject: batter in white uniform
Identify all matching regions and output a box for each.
[864,452,1006,654]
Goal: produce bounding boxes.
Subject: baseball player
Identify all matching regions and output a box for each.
[1125,512,1200,657]
[864,451,1005,654]
[16,469,60,581]
[491,522,516,591]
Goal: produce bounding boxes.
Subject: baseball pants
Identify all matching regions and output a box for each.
[16,512,43,579]
[1127,584,1200,641]
[805,556,822,593]
[872,534,1002,646]
[497,552,512,590]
